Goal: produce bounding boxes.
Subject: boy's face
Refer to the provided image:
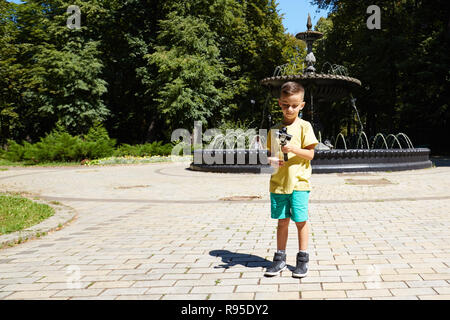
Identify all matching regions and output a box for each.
[278,92,305,123]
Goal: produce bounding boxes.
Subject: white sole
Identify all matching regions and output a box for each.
[292,271,308,278]
[264,265,287,277]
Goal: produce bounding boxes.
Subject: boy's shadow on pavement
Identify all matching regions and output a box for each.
[210,250,295,272]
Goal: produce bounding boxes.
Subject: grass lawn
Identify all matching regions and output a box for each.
[0,193,55,235]
[0,158,81,167]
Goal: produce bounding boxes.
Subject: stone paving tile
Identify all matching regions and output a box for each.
[405,280,448,288]
[131,280,176,288]
[390,288,437,296]
[395,268,436,274]
[433,287,450,294]
[381,274,422,281]
[0,272,34,279]
[52,289,104,297]
[115,295,162,300]
[372,296,419,300]
[161,274,203,280]
[259,277,301,285]
[419,273,450,280]
[364,281,408,289]
[146,286,192,295]
[201,273,242,280]
[235,285,278,293]
[70,296,118,300]
[301,290,347,299]
[0,292,13,299]
[42,282,92,290]
[191,286,235,294]
[280,283,322,291]
[419,295,450,300]
[216,278,259,286]
[161,294,209,300]
[80,275,123,282]
[209,293,255,300]
[174,279,217,287]
[346,289,392,298]
[300,276,341,283]
[322,282,365,290]
[0,277,43,285]
[255,292,300,300]
[99,287,149,296]
[89,281,135,289]
[7,291,61,300]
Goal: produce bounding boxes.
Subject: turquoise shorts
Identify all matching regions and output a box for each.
[270,191,310,222]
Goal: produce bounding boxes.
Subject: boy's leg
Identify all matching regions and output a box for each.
[277,218,290,251]
[265,193,291,277]
[295,221,309,251]
[291,191,310,278]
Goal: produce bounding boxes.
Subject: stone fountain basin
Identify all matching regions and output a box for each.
[189,148,432,174]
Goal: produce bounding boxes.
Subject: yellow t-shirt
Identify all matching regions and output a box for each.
[267,117,319,194]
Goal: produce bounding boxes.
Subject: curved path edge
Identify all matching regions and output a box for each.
[0,197,78,249]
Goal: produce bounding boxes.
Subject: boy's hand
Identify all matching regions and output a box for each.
[268,157,284,167]
[281,144,297,154]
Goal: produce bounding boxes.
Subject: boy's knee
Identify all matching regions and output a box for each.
[295,220,308,228]
[278,218,290,228]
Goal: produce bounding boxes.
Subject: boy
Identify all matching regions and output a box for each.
[265,81,319,278]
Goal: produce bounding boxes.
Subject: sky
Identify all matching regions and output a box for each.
[6,0,330,35]
[276,0,330,35]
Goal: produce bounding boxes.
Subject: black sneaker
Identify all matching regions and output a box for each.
[292,251,309,278]
[264,252,287,277]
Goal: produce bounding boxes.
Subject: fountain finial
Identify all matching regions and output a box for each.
[307,13,312,31]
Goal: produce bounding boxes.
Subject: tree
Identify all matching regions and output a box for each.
[147,11,229,133]
[312,0,450,152]
[0,0,21,146]
[1,0,110,142]
[0,0,300,146]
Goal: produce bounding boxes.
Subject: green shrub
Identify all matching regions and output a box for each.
[3,122,172,164]
[3,139,26,162]
[114,141,173,157]
[27,127,83,162]
[78,122,116,159]
[218,119,254,134]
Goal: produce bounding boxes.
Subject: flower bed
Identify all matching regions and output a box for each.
[82,155,193,166]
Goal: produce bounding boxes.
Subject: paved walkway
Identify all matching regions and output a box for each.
[0,161,449,300]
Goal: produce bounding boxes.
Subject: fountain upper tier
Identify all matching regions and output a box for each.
[260,74,361,101]
[295,15,323,54]
[261,13,361,101]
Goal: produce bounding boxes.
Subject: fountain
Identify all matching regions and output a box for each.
[189,14,432,174]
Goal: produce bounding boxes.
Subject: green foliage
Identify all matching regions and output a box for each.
[0,0,110,143]
[147,11,228,132]
[79,121,117,159]
[1,0,294,146]
[114,141,173,157]
[312,0,450,152]
[3,140,26,163]
[2,123,116,163]
[218,119,255,134]
[1,121,171,164]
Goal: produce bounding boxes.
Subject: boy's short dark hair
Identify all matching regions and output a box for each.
[280,82,305,98]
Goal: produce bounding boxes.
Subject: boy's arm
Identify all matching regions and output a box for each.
[281,144,316,161]
[267,128,285,166]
